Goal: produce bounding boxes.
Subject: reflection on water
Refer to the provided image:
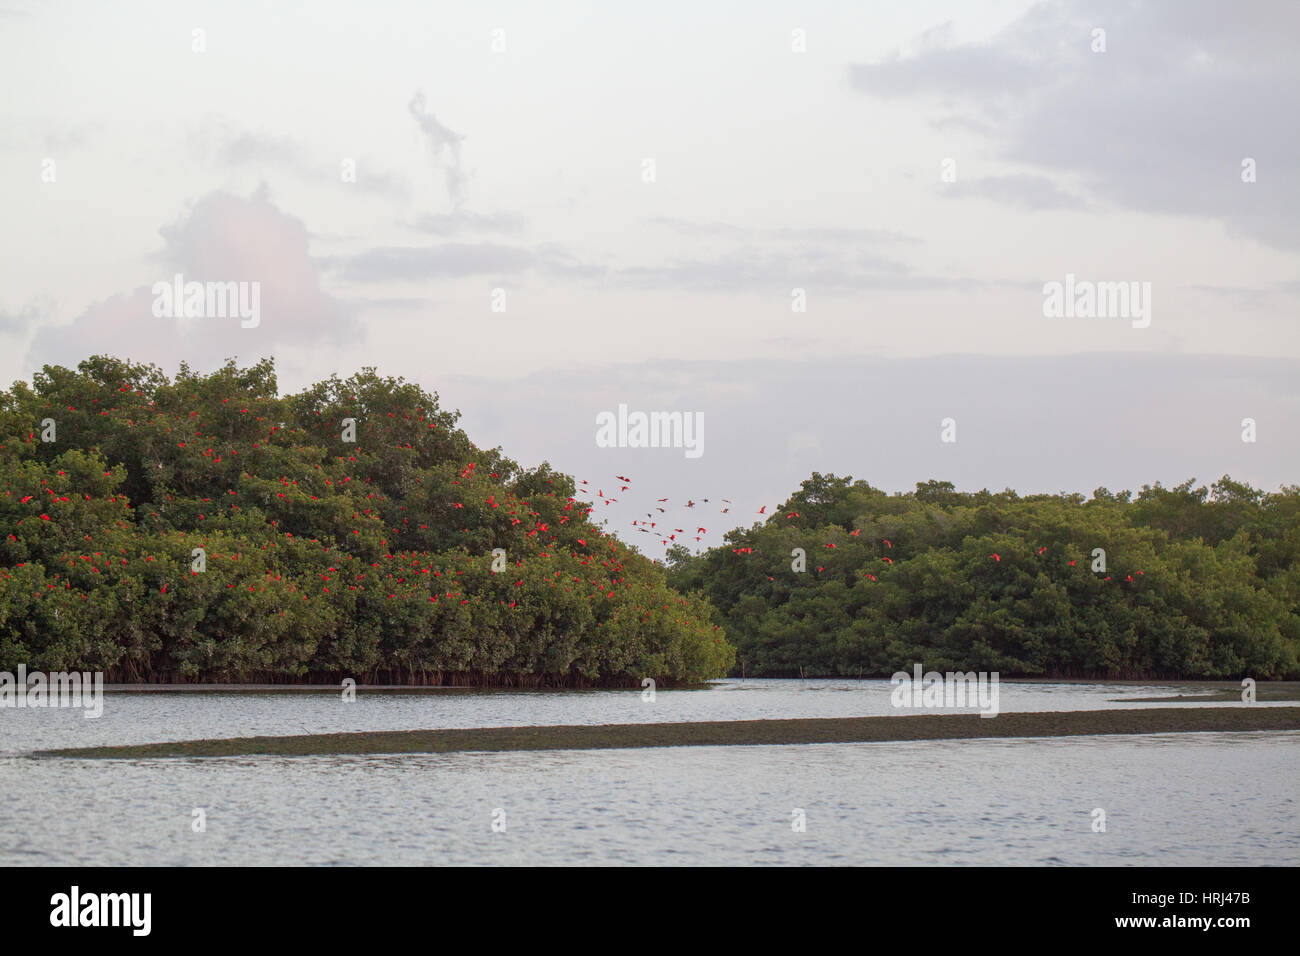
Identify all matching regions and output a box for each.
[1,680,1294,866]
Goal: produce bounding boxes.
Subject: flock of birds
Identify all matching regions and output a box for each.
[577,473,1147,582]
[577,474,742,548]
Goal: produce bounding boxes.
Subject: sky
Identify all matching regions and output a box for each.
[1,0,1297,552]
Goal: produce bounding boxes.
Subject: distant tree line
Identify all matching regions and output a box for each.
[667,473,1300,679]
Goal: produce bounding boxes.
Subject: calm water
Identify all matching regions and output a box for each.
[2,680,1295,865]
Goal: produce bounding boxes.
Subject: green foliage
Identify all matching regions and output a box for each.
[667,472,1300,679]
[0,357,733,684]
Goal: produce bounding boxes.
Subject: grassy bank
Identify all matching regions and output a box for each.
[35,706,1300,759]
[1116,680,1300,702]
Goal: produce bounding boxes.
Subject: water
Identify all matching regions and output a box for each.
[2,680,1296,865]
[0,678,1276,755]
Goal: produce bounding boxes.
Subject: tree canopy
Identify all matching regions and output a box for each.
[0,356,733,685]
[667,472,1300,679]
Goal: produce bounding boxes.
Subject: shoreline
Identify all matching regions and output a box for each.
[39,678,1300,702]
[34,705,1300,759]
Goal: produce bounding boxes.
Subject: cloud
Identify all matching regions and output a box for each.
[189,117,411,200]
[0,120,98,153]
[849,0,1300,248]
[613,248,975,294]
[327,233,965,293]
[616,220,948,292]
[194,124,302,167]
[411,210,527,236]
[408,90,466,207]
[0,300,49,335]
[27,190,358,372]
[324,243,536,282]
[944,173,1088,210]
[1184,280,1300,309]
[647,218,915,244]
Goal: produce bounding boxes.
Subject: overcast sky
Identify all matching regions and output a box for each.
[2,1,1297,551]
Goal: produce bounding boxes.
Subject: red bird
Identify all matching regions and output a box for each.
[991,553,1001,562]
